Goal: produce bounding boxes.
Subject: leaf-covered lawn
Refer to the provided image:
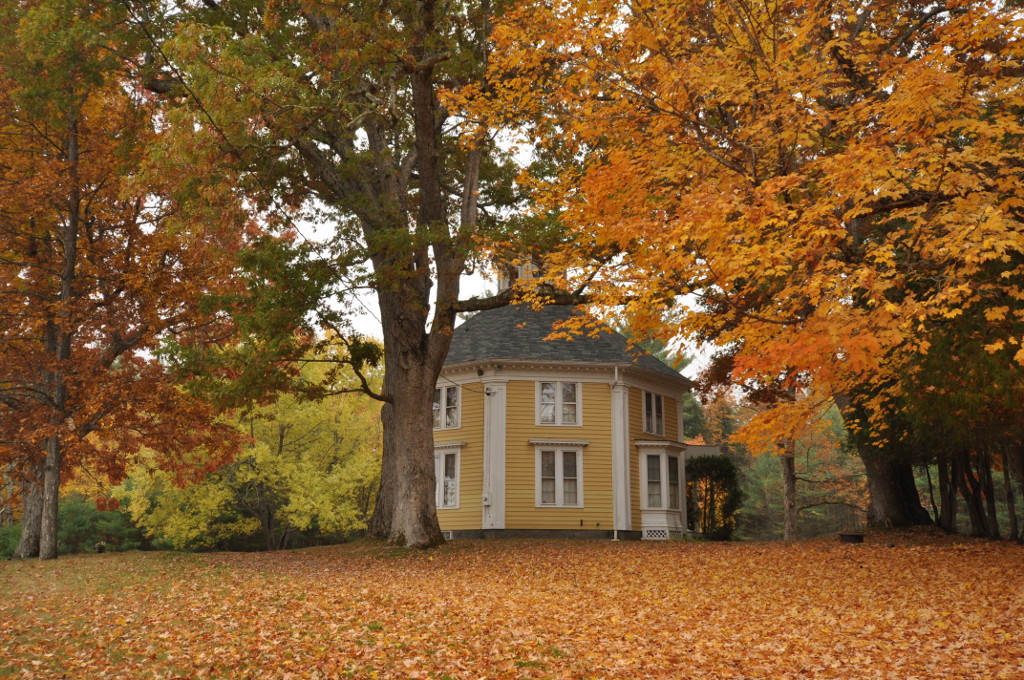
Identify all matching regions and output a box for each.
[2,534,1022,679]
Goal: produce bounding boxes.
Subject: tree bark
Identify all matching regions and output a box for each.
[13,472,43,559]
[37,109,79,560]
[38,436,63,560]
[363,0,464,549]
[781,443,797,541]
[1014,448,1024,545]
[924,463,940,524]
[367,322,444,547]
[955,450,989,538]
[1004,450,1019,543]
[980,451,1000,539]
[858,445,932,528]
[937,455,957,533]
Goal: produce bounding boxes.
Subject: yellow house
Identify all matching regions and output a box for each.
[432,304,710,540]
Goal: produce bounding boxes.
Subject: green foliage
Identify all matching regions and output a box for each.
[121,362,383,551]
[57,493,145,554]
[0,523,19,558]
[687,455,742,541]
[0,493,145,558]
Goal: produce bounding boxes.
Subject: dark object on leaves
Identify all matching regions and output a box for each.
[838,532,865,544]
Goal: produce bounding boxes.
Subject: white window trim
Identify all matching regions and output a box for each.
[639,448,683,511]
[434,442,463,510]
[433,385,461,430]
[535,381,583,427]
[533,445,585,508]
[643,390,666,436]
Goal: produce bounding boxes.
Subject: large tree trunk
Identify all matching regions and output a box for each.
[368,356,444,548]
[390,382,443,547]
[366,263,447,547]
[858,446,932,528]
[781,443,797,541]
[367,413,397,539]
[364,0,461,549]
[13,472,43,559]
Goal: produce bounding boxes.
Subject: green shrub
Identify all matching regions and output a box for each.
[0,524,20,559]
[1,494,147,557]
[58,493,146,554]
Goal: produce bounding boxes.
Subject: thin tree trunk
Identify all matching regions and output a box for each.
[781,443,797,541]
[956,450,988,538]
[925,463,940,524]
[38,436,63,559]
[938,455,957,533]
[14,473,43,558]
[38,108,79,560]
[980,451,1000,539]
[707,482,717,534]
[1005,450,1019,542]
[263,506,276,551]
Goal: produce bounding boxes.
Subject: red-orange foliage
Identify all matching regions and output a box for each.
[0,2,245,553]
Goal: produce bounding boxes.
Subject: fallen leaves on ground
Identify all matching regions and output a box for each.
[2,533,1022,679]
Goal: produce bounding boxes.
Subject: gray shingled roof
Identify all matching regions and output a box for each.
[445,305,687,383]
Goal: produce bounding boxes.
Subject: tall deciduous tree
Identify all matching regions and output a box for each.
[0,0,243,559]
[139,0,559,547]
[482,0,1024,525]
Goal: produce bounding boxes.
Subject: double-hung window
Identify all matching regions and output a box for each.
[643,452,682,510]
[435,447,460,509]
[538,381,580,425]
[536,447,583,507]
[643,391,665,435]
[433,385,460,429]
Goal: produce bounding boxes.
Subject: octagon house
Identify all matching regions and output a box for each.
[431,304,714,540]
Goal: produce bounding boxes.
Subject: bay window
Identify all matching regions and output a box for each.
[643,451,683,510]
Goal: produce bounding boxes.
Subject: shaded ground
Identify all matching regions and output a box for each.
[2,532,1022,679]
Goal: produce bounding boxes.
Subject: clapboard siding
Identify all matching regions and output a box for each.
[504,380,615,529]
[435,382,484,531]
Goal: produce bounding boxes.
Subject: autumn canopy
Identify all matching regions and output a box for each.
[473,0,1024,493]
[1,0,1023,554]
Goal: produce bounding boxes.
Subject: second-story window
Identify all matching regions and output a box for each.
[644,391,665,435]
[538,381,580,425]
[433,385,460,429]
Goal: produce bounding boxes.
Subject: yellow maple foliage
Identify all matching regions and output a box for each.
[467,0,1024,450]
